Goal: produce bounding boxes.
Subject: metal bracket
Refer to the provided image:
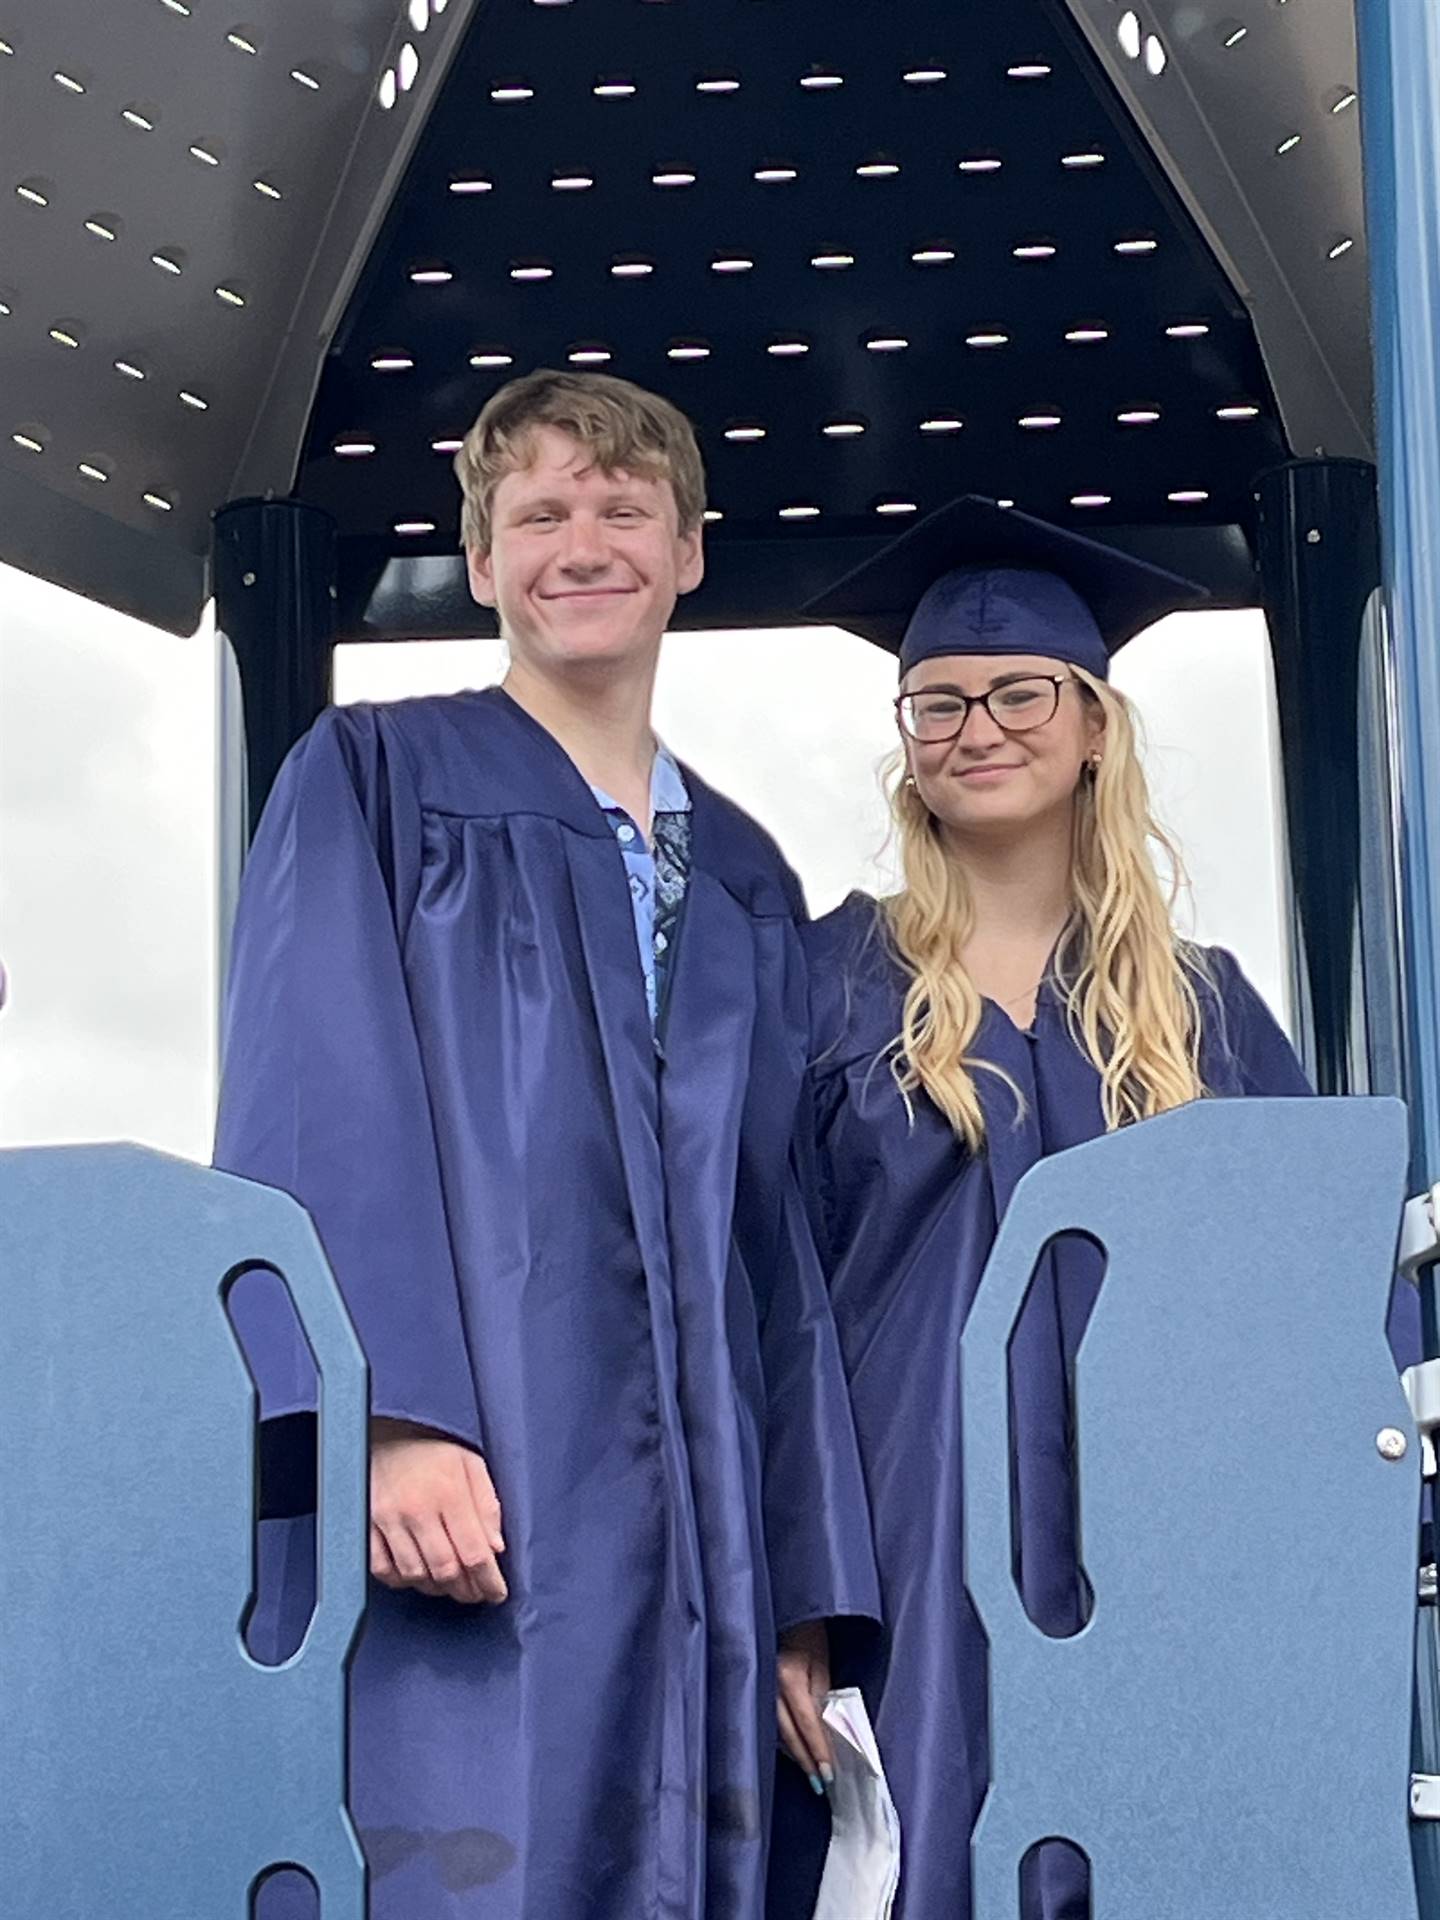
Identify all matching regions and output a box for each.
[1402,1361,1440,1478]
[1399,1186,1440,1278]
[1414,1775,1440,1820]
[1398,1191,1440,1478]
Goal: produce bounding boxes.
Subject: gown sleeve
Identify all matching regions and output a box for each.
[760,1119,881,1637]
[214,704,485,1464]
[1204,947,1313,1096]
[760,886,881,1638]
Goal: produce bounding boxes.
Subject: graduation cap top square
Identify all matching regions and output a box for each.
[803,496,1209,679]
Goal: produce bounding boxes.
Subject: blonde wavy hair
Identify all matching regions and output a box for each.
[882,668,1206,1149]
[454,368,706,553]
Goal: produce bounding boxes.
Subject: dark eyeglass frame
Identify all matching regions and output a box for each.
[894,672,1070,744]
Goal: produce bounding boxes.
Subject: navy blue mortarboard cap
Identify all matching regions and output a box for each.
[803,496,1208,679]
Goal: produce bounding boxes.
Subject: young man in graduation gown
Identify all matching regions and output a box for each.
[215,369,879,1920]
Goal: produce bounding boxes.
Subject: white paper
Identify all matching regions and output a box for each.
[812,1687,902,1920]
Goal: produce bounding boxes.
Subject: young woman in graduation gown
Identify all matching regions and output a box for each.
[767,498,1314,1920]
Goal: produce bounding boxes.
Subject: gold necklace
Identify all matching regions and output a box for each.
[992,972,1049,1012]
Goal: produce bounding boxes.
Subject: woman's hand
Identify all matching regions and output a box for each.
[777,1618,835,1796]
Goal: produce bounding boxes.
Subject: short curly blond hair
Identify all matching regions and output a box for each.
[454,368,707,553]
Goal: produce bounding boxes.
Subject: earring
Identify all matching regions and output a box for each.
[1087,754,1103,775]
[904,773,917,789]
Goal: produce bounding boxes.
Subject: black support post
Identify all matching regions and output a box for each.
[1253,458,1403,1098]
[213,498,339,839]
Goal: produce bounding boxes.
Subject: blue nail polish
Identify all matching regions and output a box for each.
[819,1762,836,1787]
[809,1772,825,1797]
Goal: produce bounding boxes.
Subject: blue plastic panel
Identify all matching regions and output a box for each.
[0,1145,367,1917]
[961,1098,1418,1919]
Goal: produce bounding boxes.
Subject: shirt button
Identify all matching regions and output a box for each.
[617,823,636,844]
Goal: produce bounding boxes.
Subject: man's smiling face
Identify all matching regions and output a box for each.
[467,425,704,673]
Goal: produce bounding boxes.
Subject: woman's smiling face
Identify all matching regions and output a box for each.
[899,652,1105,839]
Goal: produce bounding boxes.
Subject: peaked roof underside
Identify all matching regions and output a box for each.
[0,0,1371,638]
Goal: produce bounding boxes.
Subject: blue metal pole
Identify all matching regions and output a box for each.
[1356,14,1440,1907]
[1356,0,1440,1197]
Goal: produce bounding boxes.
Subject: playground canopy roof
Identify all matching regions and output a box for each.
[0,0,1372,641]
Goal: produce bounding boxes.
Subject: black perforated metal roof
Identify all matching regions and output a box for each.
[3,0,1370,639]
[296,0,1289,638]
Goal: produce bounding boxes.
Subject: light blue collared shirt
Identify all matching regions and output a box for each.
[589,747,692,1025]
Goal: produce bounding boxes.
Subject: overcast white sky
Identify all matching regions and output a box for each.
[0,562,1289,1162]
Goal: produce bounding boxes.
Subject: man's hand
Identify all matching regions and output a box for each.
[369,1417,508,1605]
[777,1618,834,1796]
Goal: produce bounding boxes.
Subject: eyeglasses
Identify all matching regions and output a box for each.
[895,673,1069,744]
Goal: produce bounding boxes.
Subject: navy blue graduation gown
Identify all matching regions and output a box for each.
[768,890,1345,1920]
[214,688,879,1920]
